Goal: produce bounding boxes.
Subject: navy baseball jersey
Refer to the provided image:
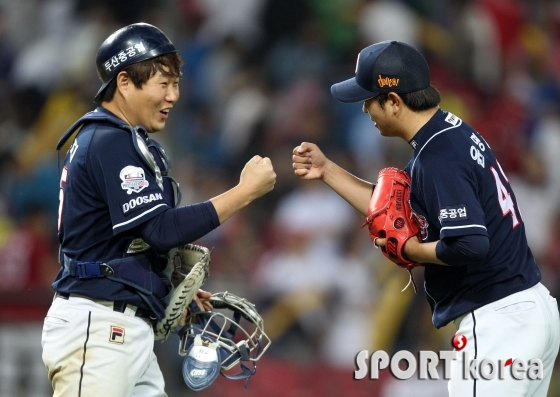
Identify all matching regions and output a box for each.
[52,107,175,314]
[405,109,541,328]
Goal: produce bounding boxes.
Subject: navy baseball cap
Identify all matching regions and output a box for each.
[331,41,430,103]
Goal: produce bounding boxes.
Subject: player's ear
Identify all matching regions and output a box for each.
[115,71,131,97]
[387,92,402,113]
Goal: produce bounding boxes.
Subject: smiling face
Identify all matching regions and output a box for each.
[101,52,183,133]
[124,68,179,132]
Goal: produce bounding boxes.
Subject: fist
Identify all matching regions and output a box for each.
[239,155,276,200]
[292,142,328,180]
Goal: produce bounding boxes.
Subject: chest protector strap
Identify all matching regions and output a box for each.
[56,110,164,190]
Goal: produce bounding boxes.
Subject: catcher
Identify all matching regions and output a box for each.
[42,23,276,397]
[293,40,559,396]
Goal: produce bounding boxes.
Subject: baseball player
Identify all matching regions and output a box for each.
[41,23,276,397]
[292,40,560,396]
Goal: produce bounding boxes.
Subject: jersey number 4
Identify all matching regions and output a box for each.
[490,161,521,228]
[58,166,68,231]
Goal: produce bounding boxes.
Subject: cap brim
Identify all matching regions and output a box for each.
[331,77,378,103]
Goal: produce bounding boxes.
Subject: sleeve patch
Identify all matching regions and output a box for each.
[121,192,164,214]
[439,204,468,224]
[120,165,149,194]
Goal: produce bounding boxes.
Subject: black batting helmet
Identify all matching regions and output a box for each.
[94,23,177,103]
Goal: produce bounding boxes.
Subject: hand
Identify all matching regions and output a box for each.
[373,237,428,265]
[239,155,276,200]
[193,289,213,311]
[375,236,420,262]
[178,289,213,327]
[292,142,329,181]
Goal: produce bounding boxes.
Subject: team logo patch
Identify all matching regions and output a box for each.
[378,75,400,88]
[120,166,149,194]
[439,205,468,224]
[109,326,125,344]
[121,193,164,214]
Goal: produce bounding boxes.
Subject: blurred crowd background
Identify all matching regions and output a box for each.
[1,0,560,396]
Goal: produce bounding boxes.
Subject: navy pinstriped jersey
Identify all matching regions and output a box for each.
[52,107,175,309]
[405,109,541,328]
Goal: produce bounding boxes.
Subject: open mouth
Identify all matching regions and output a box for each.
[160,109,170,117]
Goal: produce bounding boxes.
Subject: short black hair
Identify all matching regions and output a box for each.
[101,52,183,103]
[375,84,440,111]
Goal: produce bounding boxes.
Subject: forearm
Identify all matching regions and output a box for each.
[138,202,220,251]
[404,240,448,265]
[322,160,374,216]
[210,185,254,224]
[403,234,489,266]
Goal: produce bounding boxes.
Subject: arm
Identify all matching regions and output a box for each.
[375,235,490,266]
[211,155,276,224]
[139,155,276,251]
[403,239,446,265]
[293,142,373,216]
[137,202,219,252]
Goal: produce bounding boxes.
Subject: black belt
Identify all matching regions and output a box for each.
[54,291,153,320]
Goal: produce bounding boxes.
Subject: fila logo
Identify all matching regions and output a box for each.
[109,326,125,344]
[378,75,399,88]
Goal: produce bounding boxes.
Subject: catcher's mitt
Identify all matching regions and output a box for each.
[154,244,211,341]
[365,168,421,289]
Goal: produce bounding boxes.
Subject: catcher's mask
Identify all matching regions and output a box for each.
[178,291,270,391]
[94,22,177,103]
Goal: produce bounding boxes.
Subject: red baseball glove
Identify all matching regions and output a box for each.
[365,167,421,273]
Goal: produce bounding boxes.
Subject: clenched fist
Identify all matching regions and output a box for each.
[292,142,330,181]
[239,155,276,200]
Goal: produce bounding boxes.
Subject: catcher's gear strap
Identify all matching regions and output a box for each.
[62,253,168,299]
[56,109,164,190]
[61,252,169,319]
